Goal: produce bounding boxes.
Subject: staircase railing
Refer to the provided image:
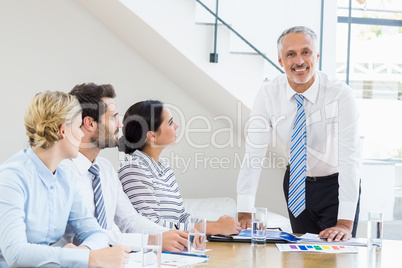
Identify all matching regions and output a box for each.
[195,0,284,74]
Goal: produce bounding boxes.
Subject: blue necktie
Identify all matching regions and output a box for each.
[289,94,307,218]
[88,164,108,229]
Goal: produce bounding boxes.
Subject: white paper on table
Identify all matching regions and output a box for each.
[125,252,208,268]
[125,252,142,268]
[161,253,209,267]
[298,233,367,246]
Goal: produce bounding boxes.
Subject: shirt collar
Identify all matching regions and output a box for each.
[285,72,320,104]
[71,152,94,176]
[133,150,165,176]
[26,147,57,188]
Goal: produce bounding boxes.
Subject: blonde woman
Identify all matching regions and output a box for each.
[0,91,130,268]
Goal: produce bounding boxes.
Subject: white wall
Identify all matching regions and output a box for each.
[360,161,395,221]
[0,0,289,217]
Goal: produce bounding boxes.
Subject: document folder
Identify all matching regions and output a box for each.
[208,228,299,243]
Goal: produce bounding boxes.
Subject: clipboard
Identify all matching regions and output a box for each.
[207,228,299,243]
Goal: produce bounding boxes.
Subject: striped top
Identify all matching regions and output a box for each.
[118,150,193,230]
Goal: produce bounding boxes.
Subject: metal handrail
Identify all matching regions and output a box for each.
[195,0,284,74]
[210,0,219,63]
[346,0,352,85]
[319,0,324,70]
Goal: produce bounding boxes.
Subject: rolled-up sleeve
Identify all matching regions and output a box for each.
[237,87,272,213]
[336,89,360,221]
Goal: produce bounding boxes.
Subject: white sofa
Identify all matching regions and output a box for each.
[183,197,292,233]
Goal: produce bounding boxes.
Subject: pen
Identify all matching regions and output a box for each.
[174,223,179,230]
[162,251,209,259]
[109,243,139,253]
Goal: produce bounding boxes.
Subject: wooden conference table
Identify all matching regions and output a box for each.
[189,239,402,268]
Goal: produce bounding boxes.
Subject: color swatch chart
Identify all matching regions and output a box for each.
[276,244,358,254]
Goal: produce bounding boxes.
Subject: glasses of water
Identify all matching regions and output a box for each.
[188,217,207,254]
[252,207,268,245]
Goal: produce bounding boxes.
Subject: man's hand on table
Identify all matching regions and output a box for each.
[238,212,252,229]
[318,219,353,242]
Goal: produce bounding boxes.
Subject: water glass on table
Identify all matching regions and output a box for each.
[141,232,162,267]
[367,211,383,250]
[252,207,268,245]
[188,216,207,254]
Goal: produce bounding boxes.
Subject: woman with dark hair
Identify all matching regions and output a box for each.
[118,100,241,236]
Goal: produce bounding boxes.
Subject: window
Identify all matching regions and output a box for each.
[337,0,402,159]
[337,1,402,231]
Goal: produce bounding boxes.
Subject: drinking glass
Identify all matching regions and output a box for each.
[252,207,267,245]
[367,211,383,250]
[141,232,162,267]
[188,216,207,254]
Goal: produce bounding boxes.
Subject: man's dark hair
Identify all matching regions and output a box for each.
[69,83,116,122]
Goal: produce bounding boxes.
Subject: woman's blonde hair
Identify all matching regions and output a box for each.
[24,91,82,149]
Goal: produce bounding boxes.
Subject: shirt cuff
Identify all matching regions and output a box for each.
[81,238,106,251]
[154,225,170,234]
[237,195,256,213]
[61,248,90,268]
[120,233,145,252]
[337,200,358,221]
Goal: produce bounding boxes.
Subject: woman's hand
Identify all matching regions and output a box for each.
[160,230,188,252]
[207,215,242,236]
[88,245,131,268]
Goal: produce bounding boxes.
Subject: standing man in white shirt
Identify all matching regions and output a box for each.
[61,83,188,252]
[237,26,361,242]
